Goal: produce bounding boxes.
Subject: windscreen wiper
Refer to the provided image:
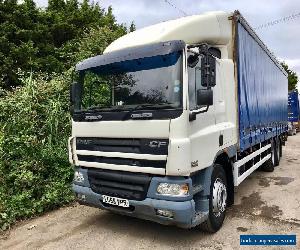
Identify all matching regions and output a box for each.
[86,106,127,112]
[133,103,178,110]
[121,103,178,120]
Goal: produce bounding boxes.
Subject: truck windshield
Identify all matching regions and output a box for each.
[75,51,182,111]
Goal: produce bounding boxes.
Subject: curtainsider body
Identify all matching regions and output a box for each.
[237,21,288,151]
[69,10,288,232]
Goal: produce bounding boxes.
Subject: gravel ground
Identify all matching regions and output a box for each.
[1,134,300,250]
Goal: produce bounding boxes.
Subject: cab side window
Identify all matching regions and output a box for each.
[188,57,206,110]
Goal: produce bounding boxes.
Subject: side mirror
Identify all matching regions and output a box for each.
[70,83,76,114]
[187,54,199,68]
[70,82,82,112]
[201,55,216,87]
[197,89,213,106]
[208,47,221,59]
[70,82,76,104]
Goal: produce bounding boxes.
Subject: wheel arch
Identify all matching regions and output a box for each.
[190,146,236,209]
[214,150,235,206]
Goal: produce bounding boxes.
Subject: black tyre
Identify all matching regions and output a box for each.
[200,164,227,233]
[274,137,280,167]
[279,138,283,158]
[260,139,275,172]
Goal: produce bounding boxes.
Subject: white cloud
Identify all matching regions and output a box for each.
[282,58,300,68]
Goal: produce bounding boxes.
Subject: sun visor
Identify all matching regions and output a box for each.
[76,40,185,71]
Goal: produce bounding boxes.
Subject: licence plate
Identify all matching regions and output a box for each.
[102,195,129,208]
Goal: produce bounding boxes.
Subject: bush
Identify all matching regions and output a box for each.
[0,20,127,230]
[0,72,74,230]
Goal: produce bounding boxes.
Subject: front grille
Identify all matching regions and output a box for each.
[76,137,169,155]
[78,155,166,168]
[88,168,151,201]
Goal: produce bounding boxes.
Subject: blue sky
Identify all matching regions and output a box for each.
[36,0,300,85]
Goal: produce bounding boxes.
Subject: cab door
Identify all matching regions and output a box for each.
[188,54,219,171]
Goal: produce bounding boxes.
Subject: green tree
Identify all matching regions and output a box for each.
[48,0,65,11]
[0,0,127,89]
[281,62,299,91]
[129,21,136,32]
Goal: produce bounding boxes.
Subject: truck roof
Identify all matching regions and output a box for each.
[104,11,232,53]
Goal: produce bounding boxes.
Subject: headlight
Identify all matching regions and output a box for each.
[156,183,189,196]
[74,171,84,183]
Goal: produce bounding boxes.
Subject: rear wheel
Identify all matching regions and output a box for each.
[260,139,275,172]
[274,137,280,166]
[279,138,283,158]
[200,164,227,233]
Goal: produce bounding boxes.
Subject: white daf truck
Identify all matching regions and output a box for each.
[69,11,288,232]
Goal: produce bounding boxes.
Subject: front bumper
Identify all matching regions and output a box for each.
[73,184,207,228]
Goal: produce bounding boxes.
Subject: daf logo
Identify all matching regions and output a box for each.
[77,139,93,145]
[85,115,103,120]
[149,141,167,148]
[131,113,153,119]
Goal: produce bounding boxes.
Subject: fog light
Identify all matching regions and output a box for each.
[74,171,84,183]
[77,193,86,201]
[157,183,189,196]
[156,209,173,218]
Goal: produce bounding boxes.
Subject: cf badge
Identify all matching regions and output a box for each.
[149,141,167,148]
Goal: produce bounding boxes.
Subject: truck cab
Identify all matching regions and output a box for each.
[69,11,287,232]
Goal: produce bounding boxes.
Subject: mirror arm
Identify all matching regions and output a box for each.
[188,43,218,58]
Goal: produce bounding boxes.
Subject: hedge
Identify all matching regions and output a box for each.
[0,73,74,230]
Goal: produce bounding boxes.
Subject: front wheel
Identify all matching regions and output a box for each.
[200,164,227,233]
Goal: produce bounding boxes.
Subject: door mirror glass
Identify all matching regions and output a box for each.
[201,55,216,87]
[70,81,82,112]
[197,89,213,106]
[208,47,221,59]
[70,82,76,103]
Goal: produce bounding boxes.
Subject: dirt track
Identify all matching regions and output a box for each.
[1,135,300,250]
